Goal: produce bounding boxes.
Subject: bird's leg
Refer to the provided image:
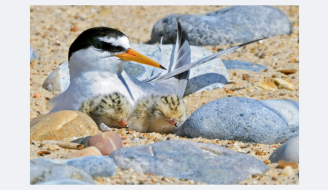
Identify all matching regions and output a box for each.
[98,123,111,132]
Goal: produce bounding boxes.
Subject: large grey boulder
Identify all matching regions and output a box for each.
[109,140,268,184]
[175,97,299,144]
[150,6,292,46]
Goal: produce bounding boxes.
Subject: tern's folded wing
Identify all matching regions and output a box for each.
[149,38,266,82]
[147,21,191,98]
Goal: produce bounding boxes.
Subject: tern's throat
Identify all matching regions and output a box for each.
[68,47,128,79]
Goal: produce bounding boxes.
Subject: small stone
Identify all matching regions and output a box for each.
[70,26,78,32]
[30,110,100,141]
[254,81,275,91]
[87,131,123,155]
[263,160,271,165]
[269,136,299,163]
[280,166,293,176]
[278,69,297,75]
[242,74,250,80]
[273,78,295,90]
[226,90,233,94]
[37,150,51,156]
[48,144,60,151]
[278,160,298,169]
[66,146,102,159]
[255,151,266,156]
[34,92,41,98]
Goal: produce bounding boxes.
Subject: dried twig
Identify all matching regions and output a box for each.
[41,140,84,150]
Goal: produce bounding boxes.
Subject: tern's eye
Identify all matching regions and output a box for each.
[94,40,104,49]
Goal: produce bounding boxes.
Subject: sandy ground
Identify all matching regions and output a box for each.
[30,5,299,185]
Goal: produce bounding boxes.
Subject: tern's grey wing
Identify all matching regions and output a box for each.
[147,21,191,98]
[149,38,266,82]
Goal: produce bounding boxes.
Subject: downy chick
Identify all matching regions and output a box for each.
[79,92,131,128]
[127,94,188,134]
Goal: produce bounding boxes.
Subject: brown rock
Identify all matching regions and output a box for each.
[263,160,271,165]
[278,160,298,169]
[88,131,123,155]
[254,81,276,91]
[255,151,266,156]
[226,90,233,94]
[273,78,295,90]
[37,150,51,156]
[70,26,78,32]
[278,69,297,75]
[242,74,250,80]
[34,92,41,98]
[30,110,100,141]
[66,146,102,159]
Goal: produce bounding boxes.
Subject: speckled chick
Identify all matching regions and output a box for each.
[79,92,131,128]
[127,94,189,134]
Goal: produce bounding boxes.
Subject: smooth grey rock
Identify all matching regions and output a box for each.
[36,179,91,185]
[222,60,267,72]
[269,136,299,163]
[150,6,292,46]
[30,46,38,63]
[63,156,117,177]
[109,140,268,184]
[175,97,299,144]
[30,159,95,184]
[42,60,70,94]
[42,43,228,95]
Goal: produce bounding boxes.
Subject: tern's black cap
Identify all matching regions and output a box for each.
[68,27,129,59]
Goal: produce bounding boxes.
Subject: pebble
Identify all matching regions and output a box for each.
[30,110,100,141]
[47,144,60,151]
[66,146,102,159]
[63,156,117,177]
[30,46,38,63]
[33,92,41,98]
[273,78,295,90]
[150,6,291,45]
[175,97,299,144]
[278,160,298,169]
[110,140,268,184]
[254,81,276,91]
[278,69,297,75]
[87,131,123,155]
[30,159,95,184]
[42,43,228,96]
[269,136,299,163]
[222,60,267,72]
[280,166,293,176]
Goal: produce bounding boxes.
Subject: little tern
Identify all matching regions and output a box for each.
[49,21,263,130]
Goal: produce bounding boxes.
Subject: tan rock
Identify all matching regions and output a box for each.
[273,78,295,90]
[88,131,123,155]
[278,69,297,75]
[66,146,102,159]
[254,81,275,91]
[280,166,293,176]
[30,110,100,141]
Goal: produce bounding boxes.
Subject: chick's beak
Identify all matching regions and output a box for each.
[114,48,166,70]
[167,118,178,127]
[117,119,127,128]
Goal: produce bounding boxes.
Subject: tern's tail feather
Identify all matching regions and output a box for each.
[148,21,191,98]
[149,38,267,82]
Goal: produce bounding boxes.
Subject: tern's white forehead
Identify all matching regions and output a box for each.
[98,36,130,50]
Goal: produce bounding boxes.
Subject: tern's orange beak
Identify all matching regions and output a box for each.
[114,48,166,70]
